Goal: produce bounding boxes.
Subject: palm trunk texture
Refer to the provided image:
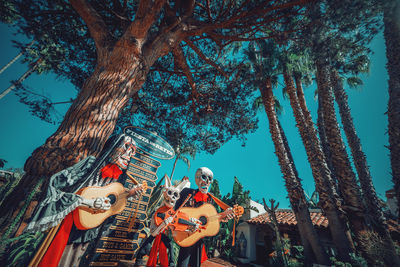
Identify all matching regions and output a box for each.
[316,62,376,262]
[316,62,367,227]
[284,71,355,262]
[384,0,400,222]
[331,70,385,229]
[331,69,400,265]
[259,78,331,265]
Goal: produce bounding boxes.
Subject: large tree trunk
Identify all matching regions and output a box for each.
[331,68,400,266]
[331,70,385,228]
[259,79,330,265]
[384,0,400,222]
[316,62,368,235]
[0,44,150,236]
[284,71,354,262]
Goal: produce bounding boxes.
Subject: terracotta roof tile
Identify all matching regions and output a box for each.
[247,210,400,234]
[247,209,329,228]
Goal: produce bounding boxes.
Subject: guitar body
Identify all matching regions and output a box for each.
[173,203,220,247]
[73,182,127,230]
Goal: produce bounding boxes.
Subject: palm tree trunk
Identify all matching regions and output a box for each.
[284,71,354,262]
[331,69,400,265]
[0,59,40,100]
[316,62,368,235]
[0,40,35,75]
[384,0,400,222]
[259,79,330,265]
[170,155,179,179]
[294,74,336,180]
[331,69,384,227]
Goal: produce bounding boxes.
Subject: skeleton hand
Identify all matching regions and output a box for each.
[151,216,174,236]
[186,218,202,232]
[163,216,174,226]
[93,197,111,210]
[127,184,144,201]
[220,208,234,222]
[81,197,111,211]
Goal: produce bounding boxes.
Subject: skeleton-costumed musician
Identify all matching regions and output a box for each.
[24,134,145,267]
[134,176,189,267]
[174,167,235,267]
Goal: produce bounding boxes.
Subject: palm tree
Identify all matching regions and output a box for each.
[315,61,368,239]
[331,68,400,263]
[247,41,330,265]
[282,67,354,262]
[170,144,196,179]
[383,0,400,220]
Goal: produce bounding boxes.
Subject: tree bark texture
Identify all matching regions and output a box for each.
[284,71,354,262]
[316,62,368,233]
[384,0,400,222]
[0,40,151,234]
[331,69,400,266]
[259,79,330,265]
[331,70,383,229]
[294,75,336,185]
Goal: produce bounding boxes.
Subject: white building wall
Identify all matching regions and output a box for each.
[249,200,266,219]
[236,222,257,262]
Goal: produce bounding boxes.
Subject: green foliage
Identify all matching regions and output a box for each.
[1,175,44,243]
[329,253,369,267]
[0,169,24,206]
[0,159,7,168]
[330,256,352,267]
[3,231,45,267]
[346,77,364,89]
[205,176,255,262]
[209,179,222,200]
[0,1,19,23]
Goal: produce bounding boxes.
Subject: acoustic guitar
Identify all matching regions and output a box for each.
[172,203,244,247]
[73,181,147,230]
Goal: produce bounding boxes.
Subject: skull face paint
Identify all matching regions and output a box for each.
[163,188,180,208]
[111,136,136,170]
[195,167,214,194]
[162,175,189,208]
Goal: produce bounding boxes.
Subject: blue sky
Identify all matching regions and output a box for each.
[0,22,391,208]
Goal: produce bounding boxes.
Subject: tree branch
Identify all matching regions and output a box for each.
[184,39,228,79]
[127,0,166,39]
[69,0,111,59]
[186,0,310,37]
[172,46,198,99]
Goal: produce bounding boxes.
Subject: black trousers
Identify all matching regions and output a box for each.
[176,240,204,267]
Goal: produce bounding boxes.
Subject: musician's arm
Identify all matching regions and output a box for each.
[79,196,111,211]
[219,207,235,222]
[127,184,145,201]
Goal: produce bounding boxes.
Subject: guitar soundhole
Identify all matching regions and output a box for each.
[107,194,117,205]
[199,216,207,225]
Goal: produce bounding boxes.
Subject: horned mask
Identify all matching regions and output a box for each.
[195,167,214,194]
[162,175,188,208]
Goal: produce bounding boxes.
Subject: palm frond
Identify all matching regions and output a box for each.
[347,76,363,89]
